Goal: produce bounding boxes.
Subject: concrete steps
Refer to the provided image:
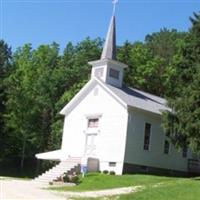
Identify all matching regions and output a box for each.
[33,157,81,184]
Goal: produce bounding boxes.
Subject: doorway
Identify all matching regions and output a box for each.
[84,134,97,156]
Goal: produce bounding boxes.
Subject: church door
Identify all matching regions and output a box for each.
[85,134,97,156]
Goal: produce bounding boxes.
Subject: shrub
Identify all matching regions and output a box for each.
[109,171,116,175]
[71,175,80,184]
[63,173,70,183]
[63,173,80,184]
[54,176,62,182]
[103,170,109,174]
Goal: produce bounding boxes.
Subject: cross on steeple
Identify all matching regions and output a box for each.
[112,0,118,16]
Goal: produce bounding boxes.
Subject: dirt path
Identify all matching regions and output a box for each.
[0,179,66,200]
[60,186,143,198]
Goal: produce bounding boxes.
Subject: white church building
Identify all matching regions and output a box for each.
[35,12,196,182]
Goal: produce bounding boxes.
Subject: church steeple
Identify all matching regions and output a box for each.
[101,16,116,60]
[89,1,128,88]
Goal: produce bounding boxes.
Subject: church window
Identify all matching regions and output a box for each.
[109,162,116,167]
[95,68,104,77]
[182,146,188,158]
[164,140,170,154]
[88,118,99,128]
[109,68,120,79]
[143,123,151,150]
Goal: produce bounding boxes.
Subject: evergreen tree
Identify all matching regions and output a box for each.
[163,12,200,153]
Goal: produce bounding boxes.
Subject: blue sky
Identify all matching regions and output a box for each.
[0,0,200,51]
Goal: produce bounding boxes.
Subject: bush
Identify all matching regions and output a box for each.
[103,170,109,174]
[63,173,80,184]
[109,171,116,175]
[71,175,80,184]
[63,173,70,182]
[54,176,62,182]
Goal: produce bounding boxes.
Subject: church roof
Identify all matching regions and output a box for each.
[60,77,169,116]
[101,16,116,60]
[104,81,169,115]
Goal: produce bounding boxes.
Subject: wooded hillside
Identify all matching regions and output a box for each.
[0,12,200,177]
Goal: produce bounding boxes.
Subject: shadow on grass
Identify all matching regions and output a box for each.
[191,176,200,181]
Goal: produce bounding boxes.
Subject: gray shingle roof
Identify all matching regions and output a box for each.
[105,83,169,115]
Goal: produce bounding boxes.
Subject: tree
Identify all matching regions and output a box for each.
[4,38,102,171]
[145,28,187,65]
[5,43,62,169]
[5,44,36,168]
[162,12,200,153]
[0,40,12,160]
[118,29,186,98]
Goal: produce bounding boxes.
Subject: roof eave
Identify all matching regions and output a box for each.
[60,79,96,115]
[88,58,128,68]
[127,105,169,117]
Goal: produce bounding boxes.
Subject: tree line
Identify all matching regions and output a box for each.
[0,12,200,176]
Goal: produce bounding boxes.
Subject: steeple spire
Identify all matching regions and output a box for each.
[101,1,118,60]
[89,0,128,88]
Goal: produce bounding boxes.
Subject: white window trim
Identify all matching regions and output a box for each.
[85,113,102,119]
[109,68,120,79]
[95,67,104,78]
[163,139,170,155]
[84,114,102,134]
[143,122,152,151]
[109,162,117,167]
[88,118,99,128]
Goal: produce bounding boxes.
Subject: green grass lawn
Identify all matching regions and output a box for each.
[50,173,200,200]
[76,178,200,200]
[124,179,200,200]
[50,173,185,192]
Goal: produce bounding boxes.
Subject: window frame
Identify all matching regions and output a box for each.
[88,118,99,128]
[109,68,120,79]
[94,67,104,78]
[109,162,116,167]
[143,123,151,151]
[182,146,188,158]
[163,140,170,154]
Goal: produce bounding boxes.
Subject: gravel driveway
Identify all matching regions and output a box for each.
[0,178,142,199]
[0,179,66,200]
